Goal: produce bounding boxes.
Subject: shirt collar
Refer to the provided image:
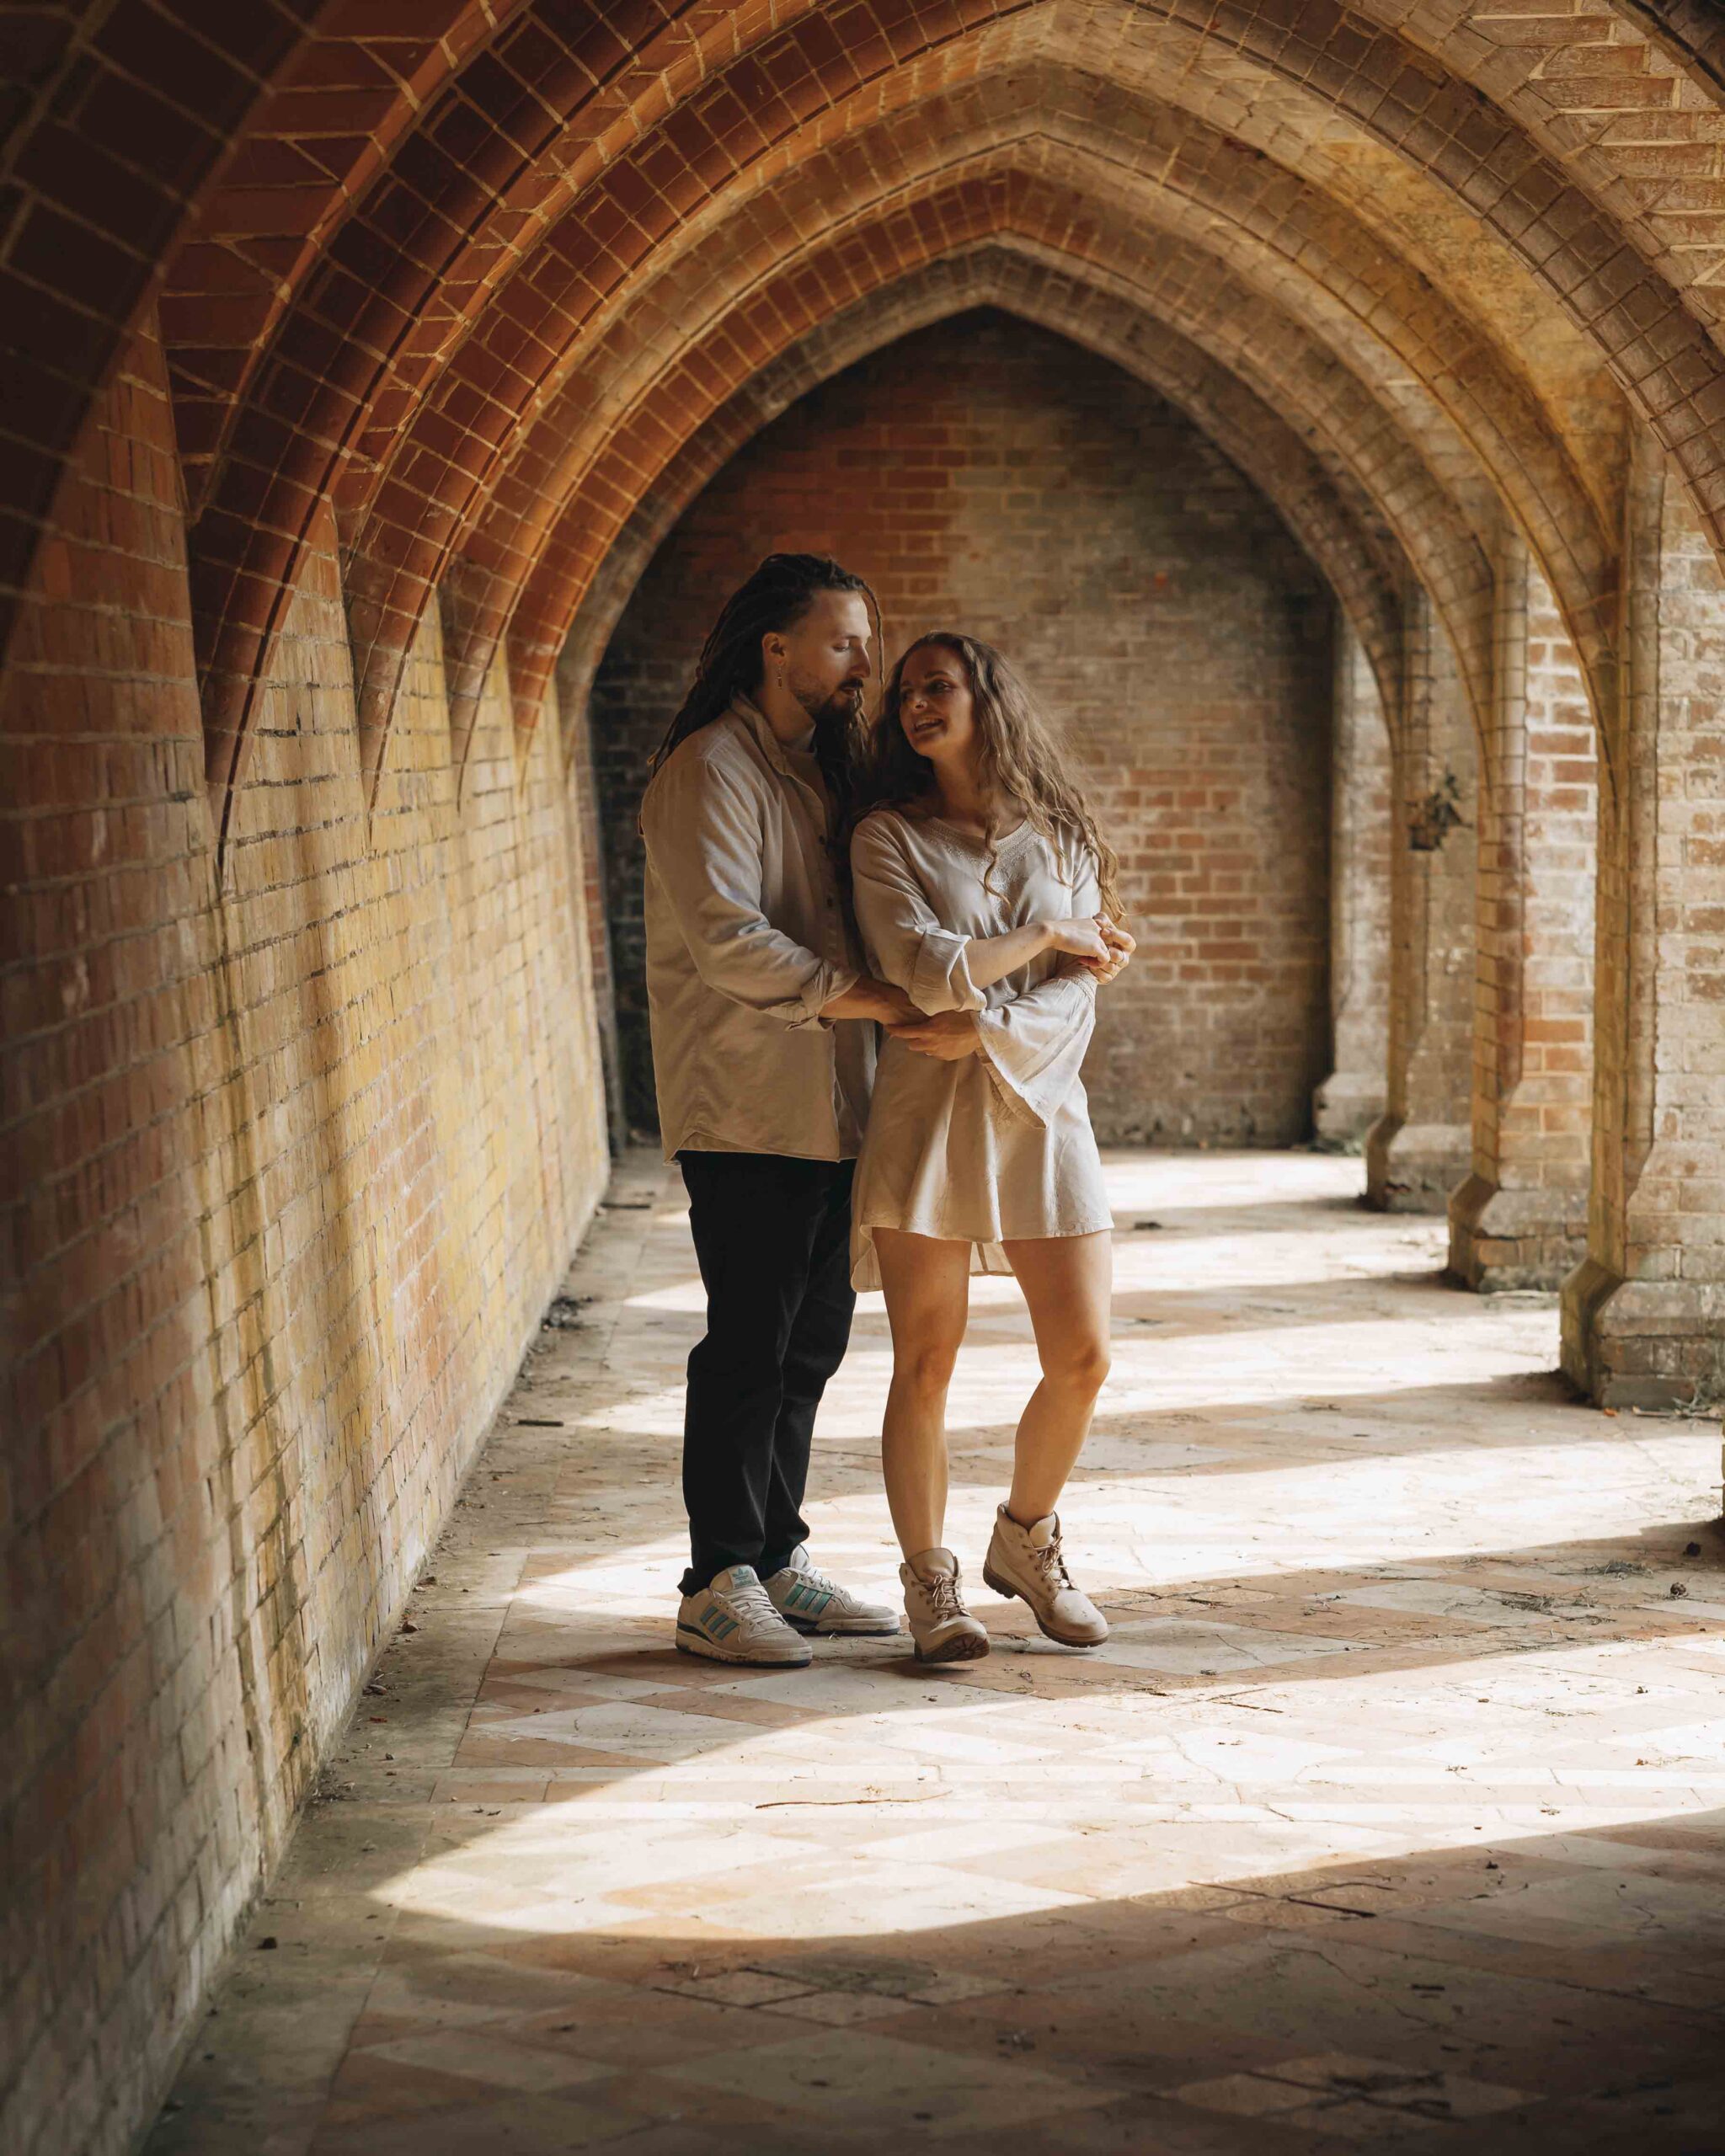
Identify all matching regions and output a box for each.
[731,691,814,780]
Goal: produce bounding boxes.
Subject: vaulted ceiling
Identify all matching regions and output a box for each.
[7,1,1723,842]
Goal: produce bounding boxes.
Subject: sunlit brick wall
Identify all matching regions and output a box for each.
[0,322,611,2156]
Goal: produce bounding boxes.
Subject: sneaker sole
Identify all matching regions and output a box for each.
[912,1627,991,1664]
[981,1563,1108,1649]
[778,1612,902,1637]
[675,1625,811,1668]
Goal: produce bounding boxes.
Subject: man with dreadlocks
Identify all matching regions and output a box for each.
[640,554,913,1666]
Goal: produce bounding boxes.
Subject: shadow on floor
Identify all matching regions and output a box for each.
[149,1800,1725,2155]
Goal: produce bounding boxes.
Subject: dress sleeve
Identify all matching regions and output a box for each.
[849,815,983,1015]
[641,751,856,1029]
[974,837,1101,1126]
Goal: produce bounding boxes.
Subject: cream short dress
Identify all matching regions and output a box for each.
[848,806,1114,1291]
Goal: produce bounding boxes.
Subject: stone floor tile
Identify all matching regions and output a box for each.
[1274,2095,1458,2140]
[1171,2071,1317,2116]
[308,2085,648,2154]
[356,2027,612,2095]
[656,2024,1119,2136]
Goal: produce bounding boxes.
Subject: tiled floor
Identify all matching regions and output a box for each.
[149,1151,1725,2154]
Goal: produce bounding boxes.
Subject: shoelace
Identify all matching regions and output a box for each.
[726,1577,782,1627]
[1030,1535,1074,1593]
[920,1569,964,1620]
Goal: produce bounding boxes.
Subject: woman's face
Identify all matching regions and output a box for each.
[896,643,978,767]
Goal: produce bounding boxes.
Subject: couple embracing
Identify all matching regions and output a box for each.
[639,554,1135,1668]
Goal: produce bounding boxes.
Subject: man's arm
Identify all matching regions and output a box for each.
[822,976,923,1024]
[643,755,911,1027]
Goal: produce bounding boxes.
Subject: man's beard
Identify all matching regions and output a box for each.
[793,675,867,729]
[804,681,867,799]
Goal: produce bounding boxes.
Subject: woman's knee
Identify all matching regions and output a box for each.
[1041,1336,1111,1396]
[894,1335,963,1397]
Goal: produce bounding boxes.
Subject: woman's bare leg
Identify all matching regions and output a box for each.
[998,1230,1113,1524]
[873,1228,974,1557]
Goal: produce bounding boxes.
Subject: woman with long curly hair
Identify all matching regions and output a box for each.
[848,632,1135,1662]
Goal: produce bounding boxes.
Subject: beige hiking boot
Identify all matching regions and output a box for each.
[900,1548,990,1663]
[982,1504,1108,1646]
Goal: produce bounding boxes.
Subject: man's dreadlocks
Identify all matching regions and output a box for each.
[648,552,881,819]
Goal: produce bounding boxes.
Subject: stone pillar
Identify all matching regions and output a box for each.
[1563,433,1725,1408]
[1450,533,1596,1287]
[1366,595,1477,1212]
[1314,622,1391,1145]
[555,642,627,1150]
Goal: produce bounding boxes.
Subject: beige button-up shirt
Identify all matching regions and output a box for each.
[639,696,874,1161]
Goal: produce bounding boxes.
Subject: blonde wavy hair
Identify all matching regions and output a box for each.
[858,632,1125,922]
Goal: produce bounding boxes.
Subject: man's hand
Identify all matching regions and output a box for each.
[821,976,922,1026]
[889,1010,982,1061]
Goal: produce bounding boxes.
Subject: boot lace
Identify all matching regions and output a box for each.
[920,1568,964,1620]
[1029,1531,1073,1593]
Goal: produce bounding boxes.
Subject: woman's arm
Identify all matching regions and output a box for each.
[964,830,1130,988]
[850,817,985,1014]
[852,814,1118,996]
[973,970,1098,1123]
[961,835,1110,1116]
[962,911,1126,990]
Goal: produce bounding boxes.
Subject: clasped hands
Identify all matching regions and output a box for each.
[879,913,1137,1062]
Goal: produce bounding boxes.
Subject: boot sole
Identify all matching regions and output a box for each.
[982,1563,1107,1649]
[676,1627,811,1668]
[912,1627,990,1663]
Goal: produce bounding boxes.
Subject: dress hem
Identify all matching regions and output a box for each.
[850,1211,1114,1293]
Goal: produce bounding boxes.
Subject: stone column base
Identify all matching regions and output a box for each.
[1561,1258,1725,1408]
[1365,1113,1469,1214]
[1447,1174,1589,1291]
[1313,1071,1385,1146]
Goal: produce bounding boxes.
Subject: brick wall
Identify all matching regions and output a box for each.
[0,323,611,2156]
[591,311,1335,1148]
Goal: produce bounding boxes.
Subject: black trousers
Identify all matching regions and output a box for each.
[676,1150,857,1595]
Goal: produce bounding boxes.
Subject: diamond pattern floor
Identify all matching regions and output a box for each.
[148,1151,1725,2154]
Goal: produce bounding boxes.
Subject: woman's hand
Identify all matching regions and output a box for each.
[1043,914,1135,968]
[1085,919,1135,985]
[1040,915,1113,963]
[888,1010,983,1061]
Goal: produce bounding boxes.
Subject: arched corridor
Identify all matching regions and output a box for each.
[3,6,1725,2152]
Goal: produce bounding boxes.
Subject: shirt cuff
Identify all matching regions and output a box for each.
[794,962,857,1030]
[911,928,984,1014]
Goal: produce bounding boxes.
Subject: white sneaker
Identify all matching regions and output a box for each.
[764,1545,900,1636]
[982,1505,1108,1646]
[676,1565,812,1666]
[900,1549,990,1663]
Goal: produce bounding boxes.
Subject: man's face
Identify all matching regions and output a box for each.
[769,590,873,728]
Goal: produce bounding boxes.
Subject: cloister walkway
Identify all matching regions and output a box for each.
[147,1153,1724,2156]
